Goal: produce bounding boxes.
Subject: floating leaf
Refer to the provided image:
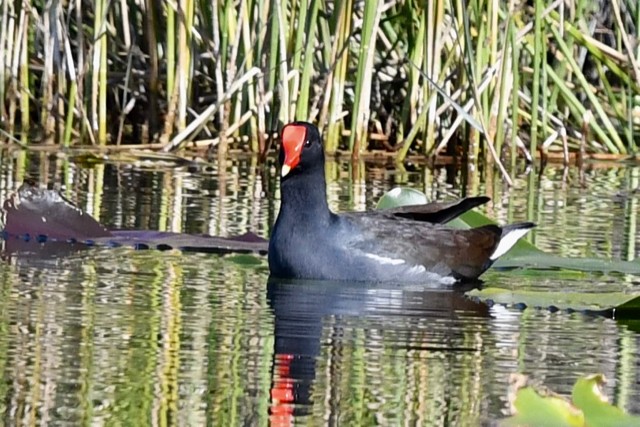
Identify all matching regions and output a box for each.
[376,187,428,210]
[571,374,640,427]
[467,287,639,313]
[501,386,584,427]
[494,253,640,275]
[501,374,640,427]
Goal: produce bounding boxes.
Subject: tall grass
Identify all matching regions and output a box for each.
[0,0,638,166]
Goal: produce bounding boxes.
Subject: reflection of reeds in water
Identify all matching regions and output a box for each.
[1,1,638,161]
[312,316,489,424]
[2,154,640,423]
[0,251,635,424]
[0,152,639,261]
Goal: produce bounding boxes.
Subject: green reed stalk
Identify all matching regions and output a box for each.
[166,2,175,99]
[315,2,334,125]
[252,2,270,152]
[0,0,8,123]
[549,25,626,154]
[625,168,639,260]
[145,0,160,140]
[488,0,499,75]
[626,1,640,153]
[179,0,195,132]
[239,0,259,147]
[4,0,638,156]
[462,0,481,168]
[325,0,352,153]
[396,106,428,164]
[17,0,30,140]
[267,0,280,126]
[223,0,239,147]
[401,4,425,140]
[276,0,291,124]
[394,12,419,154]
[424,0,443,154]
[295,0,320,120]
[63,32,78,147]
[63,82,78,147]
[510,18,520,171]
[98,8,108,146]
[209,1,224,141]
[41,1,54,139]
[473,0,489,131]
[626,81,636,153]
[546,15,637,91]
[233,3,251,153]
[317,0,332,70]
[91,0,105,144]
[220,0,232,74]
[56,54,67,144]
[487,0,503,152]
[596,62,625,124]
[73,0,86,141]
[118,0,131,48]
[290,0,307,112]
[5,0,16,134]
[546,2,578,134]
[543,61,617,152]
[19,48,29,141]
[529,0,544,160]
[494,19,513,159]
[349,0,381,156]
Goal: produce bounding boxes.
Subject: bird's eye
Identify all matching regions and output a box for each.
[304,139,312,148]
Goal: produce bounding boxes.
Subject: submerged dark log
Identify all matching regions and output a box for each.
[1,182,269,256]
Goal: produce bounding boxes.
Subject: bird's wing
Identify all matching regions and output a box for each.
[348,196,490,224]
[342,214,501,279]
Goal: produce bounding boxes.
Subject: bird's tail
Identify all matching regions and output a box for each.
[489,222,536,260]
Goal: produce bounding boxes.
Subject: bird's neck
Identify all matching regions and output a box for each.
[279,167,331,220]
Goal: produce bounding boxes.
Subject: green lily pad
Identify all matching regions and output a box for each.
[494,253,640,275]
[501,374,640,426]
[376,187,428,210]
[467,287,639,312]
[501,386,584,427]
[572,374,640,427]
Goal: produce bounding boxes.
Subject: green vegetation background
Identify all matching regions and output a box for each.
[1,0,639,164]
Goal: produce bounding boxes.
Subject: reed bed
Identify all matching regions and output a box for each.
[0,0,639,167]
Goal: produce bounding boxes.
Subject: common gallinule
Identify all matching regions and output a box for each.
[268,122,535,284]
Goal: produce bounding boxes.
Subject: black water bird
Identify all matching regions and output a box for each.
[268,122,535,283]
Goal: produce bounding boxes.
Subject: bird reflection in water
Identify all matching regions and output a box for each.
[266,278,489,425]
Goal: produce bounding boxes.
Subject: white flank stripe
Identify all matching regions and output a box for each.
[406,265,426,275]
[437,276,458,285]
[490,228,532,260]
[364,253,405,265]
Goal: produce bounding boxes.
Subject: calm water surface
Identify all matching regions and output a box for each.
[0,151,639,425]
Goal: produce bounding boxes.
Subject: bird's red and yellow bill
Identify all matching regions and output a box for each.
[281,124,307,177]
